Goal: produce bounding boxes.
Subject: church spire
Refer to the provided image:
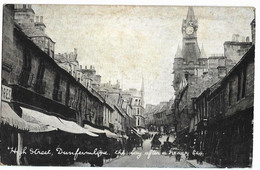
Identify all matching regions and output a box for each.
[175,45,183,58]
[187,7,196,21]
[141,74,144,105]
[141,74,144,94]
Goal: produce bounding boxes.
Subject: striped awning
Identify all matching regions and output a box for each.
[1,102,56,132]
[84,124,105,134]
[104,129,119,139]
[21,107,98,137]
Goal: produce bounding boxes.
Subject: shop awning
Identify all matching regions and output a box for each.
[21,107,98,137]
[139,128,148,135]
[1,102,56,132]
[84,124,105,134]
[131,128,142,137]
[120,135,129,139]
[104,129,119,139]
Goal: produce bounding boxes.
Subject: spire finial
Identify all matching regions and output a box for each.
[200,43,207,58]
[187,7,195,21]
[175,45,183,58]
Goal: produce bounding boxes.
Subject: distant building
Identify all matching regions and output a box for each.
[224,34,252,63]
[99,79,145,129]
[54,52,102,90]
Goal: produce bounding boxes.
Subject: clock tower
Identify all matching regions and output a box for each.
[181,7,200,64]
[173,7,203,92]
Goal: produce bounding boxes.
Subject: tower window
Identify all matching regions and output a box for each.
[184,73,189,81]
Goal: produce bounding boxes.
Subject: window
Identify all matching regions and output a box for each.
[228,81,233,106]
[34,59,46,94]
[242,66,247,98]
[237,72,242,101]
[53,73,61,101]
[65,82,70,106]
[18,48,32,87]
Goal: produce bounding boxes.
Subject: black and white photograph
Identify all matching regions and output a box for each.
[0,1,257,168]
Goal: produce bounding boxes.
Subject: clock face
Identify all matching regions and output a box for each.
[186,26,194,35]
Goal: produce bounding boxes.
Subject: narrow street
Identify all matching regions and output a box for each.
[104,135,192,167]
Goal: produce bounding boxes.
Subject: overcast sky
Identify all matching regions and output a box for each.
[32,5,254,106]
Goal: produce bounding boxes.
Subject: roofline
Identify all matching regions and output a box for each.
[14,25,105,105]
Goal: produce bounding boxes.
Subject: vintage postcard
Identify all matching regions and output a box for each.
[1,3,255,168]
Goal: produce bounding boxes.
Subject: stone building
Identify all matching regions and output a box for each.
[54,49,79,79]
[187,15,255,167]
[54,52,102,90]
[189,44,254,167]
[99,79,145,130]
[224,34,252,63]
[172,7,238,138]
[1,5,119,165]
[14,4,55,59]
[144,99,174,133]
[98,80,137,134]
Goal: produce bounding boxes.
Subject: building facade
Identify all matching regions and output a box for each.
[1,5,125,165]
[171,7,244,140]
[190,45,254,167]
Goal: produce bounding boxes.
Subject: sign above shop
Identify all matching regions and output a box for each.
[2,85,12,102]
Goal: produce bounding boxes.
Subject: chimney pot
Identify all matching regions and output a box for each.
[246,36,250,42]
[40,16,43,23]
[85,66,87,69]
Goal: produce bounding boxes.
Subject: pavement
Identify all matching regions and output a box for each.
[185,159,217,168]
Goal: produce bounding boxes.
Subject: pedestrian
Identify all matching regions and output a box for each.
[199,151,204,165]
[195,151,200,164]
[184,151,188,160]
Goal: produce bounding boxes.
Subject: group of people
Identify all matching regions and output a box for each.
[191,150,205,165]
[126,134,144,155]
